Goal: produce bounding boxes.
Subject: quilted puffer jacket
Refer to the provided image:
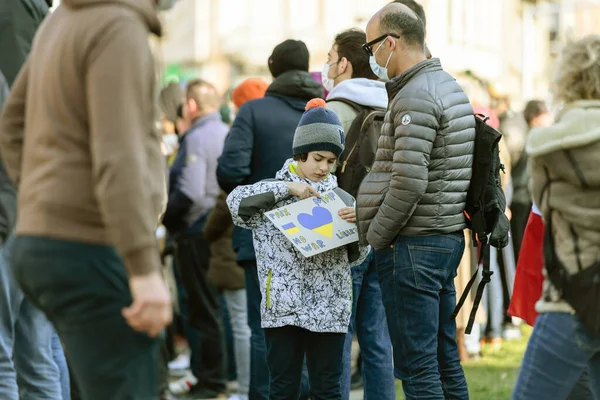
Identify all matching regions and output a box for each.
[227,159,368,333]
[357,58,475,250]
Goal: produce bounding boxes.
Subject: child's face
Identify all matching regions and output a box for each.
[297,151,337,182]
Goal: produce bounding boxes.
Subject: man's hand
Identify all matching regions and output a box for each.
[286,182,321,200]
[122,271,173,337]
[338,207,357,223]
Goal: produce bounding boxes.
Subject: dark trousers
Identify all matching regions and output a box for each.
[172,252,202,378]
[176,228,226,392]
[511,201,532,262]
[241,260,311,400]
[12,236,159,400]
[264,326,345,400]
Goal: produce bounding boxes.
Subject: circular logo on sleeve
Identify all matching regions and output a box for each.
[401,114,411,125]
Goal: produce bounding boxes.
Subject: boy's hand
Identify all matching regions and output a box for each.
[287,182,321,200]
[338,207,356,223]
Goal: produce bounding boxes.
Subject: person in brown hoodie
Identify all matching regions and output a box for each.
[0,0,177,399]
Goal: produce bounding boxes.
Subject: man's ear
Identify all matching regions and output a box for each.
[187,98,198,114]
[386,36,397,51]
[339,57,350,74]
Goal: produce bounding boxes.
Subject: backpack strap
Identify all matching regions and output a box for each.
[339,110,381,174]
[560,151,589,271]
[327,98,363,112]
[452,244,493,334]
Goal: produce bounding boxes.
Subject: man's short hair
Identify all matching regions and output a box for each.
[380,7,425,51]
[392,0,427,35]
[523,100,548,126]
[333,29,377,80]
[186,79,221,110]
[159,82,183,123]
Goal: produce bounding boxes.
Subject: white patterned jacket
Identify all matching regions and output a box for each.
[227,159,368,333]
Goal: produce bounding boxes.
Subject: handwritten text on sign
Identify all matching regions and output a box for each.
[265,191,359,257]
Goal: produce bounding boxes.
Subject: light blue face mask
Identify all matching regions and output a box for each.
[369,40,394,82]
[157,0,178,11]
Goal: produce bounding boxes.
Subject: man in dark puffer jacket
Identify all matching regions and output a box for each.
[357,3,475,400]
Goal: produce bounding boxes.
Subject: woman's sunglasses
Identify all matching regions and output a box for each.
[362,33,400,56]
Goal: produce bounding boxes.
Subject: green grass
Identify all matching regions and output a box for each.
[395,326,532,399]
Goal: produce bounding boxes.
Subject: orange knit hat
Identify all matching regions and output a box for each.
[231,78,269,108]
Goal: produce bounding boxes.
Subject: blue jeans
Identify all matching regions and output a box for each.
[341,251,395,400]
[512,312,600,399]
[51,331,70,400]
[375,233,469,400]
[0,236,61,400]
[243,261,310,400]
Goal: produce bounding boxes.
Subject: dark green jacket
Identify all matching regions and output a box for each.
[0,0,48,241]
[0,0,49,85]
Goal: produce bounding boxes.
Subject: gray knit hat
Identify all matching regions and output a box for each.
[293,98,345,157]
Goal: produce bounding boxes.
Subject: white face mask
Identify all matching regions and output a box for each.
[162,133,179,155]
[157,0,178,11]
[321,60,341,92]
[369,40,394,82]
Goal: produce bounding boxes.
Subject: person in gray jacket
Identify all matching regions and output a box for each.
[162,79,229,398]
[357,3,475,399]
[323,28,395,400]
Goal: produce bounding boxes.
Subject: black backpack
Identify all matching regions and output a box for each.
[329,99,386,198]
[452,114,511,334]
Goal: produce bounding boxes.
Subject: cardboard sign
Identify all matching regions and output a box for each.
[265,190,359,257]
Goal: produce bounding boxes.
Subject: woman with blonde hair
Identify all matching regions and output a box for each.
[512,35,600,399]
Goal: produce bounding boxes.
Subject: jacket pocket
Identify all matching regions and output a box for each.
[266,268,272,309]
[264,267,303,318]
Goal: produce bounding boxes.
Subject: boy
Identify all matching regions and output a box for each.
[227,98,367,400]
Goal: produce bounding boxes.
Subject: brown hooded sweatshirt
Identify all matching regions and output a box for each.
[0,0,166,276]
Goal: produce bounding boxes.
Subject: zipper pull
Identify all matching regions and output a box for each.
[341,160,348,174]
[500,163,506,174]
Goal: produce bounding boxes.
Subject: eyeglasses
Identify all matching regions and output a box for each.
[362,33,400,56]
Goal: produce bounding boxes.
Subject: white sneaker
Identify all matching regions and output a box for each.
[168,373,198,396]
[168,353,191,371]
[227,395,249,400]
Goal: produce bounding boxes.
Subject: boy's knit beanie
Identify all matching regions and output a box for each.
[293,99,345,157]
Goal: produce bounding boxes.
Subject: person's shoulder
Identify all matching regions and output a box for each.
[326,99,357,113]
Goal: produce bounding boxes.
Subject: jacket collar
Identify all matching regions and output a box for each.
[326,78,388,109]
[385,58,442,100]
[266,71,324,103]
[527,100,600,157]
[275,159,337,192]
[190,112,222,129]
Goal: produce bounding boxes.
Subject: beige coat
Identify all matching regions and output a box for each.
[527,100,600,311]
[0,0,166,276]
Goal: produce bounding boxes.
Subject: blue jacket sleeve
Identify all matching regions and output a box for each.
[217,103,254,193]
